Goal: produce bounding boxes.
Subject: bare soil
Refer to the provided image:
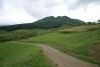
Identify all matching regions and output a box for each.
[12,41,98,67]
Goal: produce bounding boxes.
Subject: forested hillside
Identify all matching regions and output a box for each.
[0,16,85,31]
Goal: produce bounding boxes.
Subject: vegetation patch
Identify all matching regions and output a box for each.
[83,43,100,62]
[1,23,100,66]
[60,24,100,32]
[0,42,52,67]
[0,29,58,42]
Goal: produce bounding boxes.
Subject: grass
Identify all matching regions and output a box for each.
[20,26,100,66]
[0,42,52,67]
[21,30,100,48]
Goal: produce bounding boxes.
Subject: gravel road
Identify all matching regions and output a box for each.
[12,41,98,67]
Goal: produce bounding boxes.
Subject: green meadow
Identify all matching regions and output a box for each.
[21,30,100,48]
[20,25,100,66]
[0,42,52,67]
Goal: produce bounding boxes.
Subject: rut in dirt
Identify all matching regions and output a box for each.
[13,42,98,67]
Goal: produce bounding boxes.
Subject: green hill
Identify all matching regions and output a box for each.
[0,16,85,31]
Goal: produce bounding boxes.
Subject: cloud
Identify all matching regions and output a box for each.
[0,0,3,9]
[23,0,48,19]
[68,0,100,10]
[0,0,100,25]
[0,0,3,8]
[0,0,38,25]
[24,0,66,19]
[4,0,49,19]
[0,0,4,15]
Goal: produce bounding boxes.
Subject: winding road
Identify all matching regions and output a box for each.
[12,41,98,67]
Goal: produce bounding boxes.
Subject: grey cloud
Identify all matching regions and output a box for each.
[4,0,41,9]
[44,0,61,8]
[22,0,55,19]
[68,0,100,10]
[0,0,3,9]
[0,0,5,16]
[22,1,47,19]
[2,0,62,20]
[25,7,52,19]
[0,0,3,13]
[2,0,52,20]
[4,0,45,19]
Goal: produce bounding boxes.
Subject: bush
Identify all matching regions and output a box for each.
[87,27,100,31]
[0,36,6,43]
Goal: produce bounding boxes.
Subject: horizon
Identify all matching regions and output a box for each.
[0,15,99,26]
[0,15,85,26]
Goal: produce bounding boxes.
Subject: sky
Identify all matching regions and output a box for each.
[0,0,100,25]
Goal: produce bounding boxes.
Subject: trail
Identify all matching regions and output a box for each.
[12,41,98,67]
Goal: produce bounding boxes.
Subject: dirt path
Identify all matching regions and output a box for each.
[12,41,98,67]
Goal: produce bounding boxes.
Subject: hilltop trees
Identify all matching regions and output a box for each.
[87,22,92,25]
[92,22,96,25]
[82,21,97,26]
[97,19,100,23]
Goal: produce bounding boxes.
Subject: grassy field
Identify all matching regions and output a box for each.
[20,25,100,66]
[0,42,52,67]
[0,24,100,66]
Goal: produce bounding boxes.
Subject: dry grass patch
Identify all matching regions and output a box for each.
[60,24,100,31]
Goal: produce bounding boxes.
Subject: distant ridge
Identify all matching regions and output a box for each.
[0,16,85,31]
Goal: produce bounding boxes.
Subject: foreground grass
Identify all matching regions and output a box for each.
[0,42,52,67]
[20,29,100,66]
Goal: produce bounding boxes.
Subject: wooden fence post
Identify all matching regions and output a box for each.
[29,53,31,60]
[20,58,22,65]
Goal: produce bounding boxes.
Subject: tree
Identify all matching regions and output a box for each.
[92,22,96,25]
[82,23,87,26]
[97,19,100,23]
[87,22,92,25]
[0,36,6,43]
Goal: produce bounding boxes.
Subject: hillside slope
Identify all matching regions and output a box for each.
[20,24,100,66]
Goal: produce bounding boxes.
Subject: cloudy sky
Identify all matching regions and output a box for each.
[0,0,100,25]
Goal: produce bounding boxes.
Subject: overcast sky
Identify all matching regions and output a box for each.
[0,0,100,25]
